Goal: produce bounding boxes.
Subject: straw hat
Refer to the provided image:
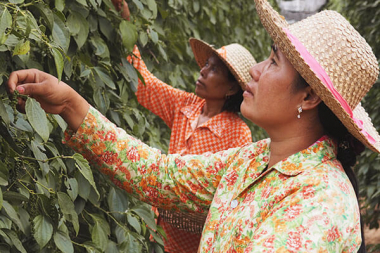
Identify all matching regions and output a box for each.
[189,38,257,89]
[254,0,380,153]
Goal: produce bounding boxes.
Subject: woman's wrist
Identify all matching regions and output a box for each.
[60,89,90,132]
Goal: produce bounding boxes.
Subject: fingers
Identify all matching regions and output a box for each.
[111,0,122,10]
[121,1,130,20]
[7,69,57,97]
[8,69,39,95]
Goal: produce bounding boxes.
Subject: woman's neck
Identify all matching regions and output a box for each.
[267,122,324,168]
[197,100,225,127]
[201,99,225,118]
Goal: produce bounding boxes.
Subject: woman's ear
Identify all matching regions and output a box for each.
[227,82,240,96]
[302,86,322,110]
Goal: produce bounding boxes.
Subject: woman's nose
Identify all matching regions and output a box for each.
[249,62,263,82]
[200,66,208,77]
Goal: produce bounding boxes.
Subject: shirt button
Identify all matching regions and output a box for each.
[231,199,238,209]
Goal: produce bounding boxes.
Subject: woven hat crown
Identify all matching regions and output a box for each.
[190,38,257,89]
[288,11,379,109]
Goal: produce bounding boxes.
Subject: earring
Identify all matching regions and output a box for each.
[225,94,230,99]
[297,106,303,119]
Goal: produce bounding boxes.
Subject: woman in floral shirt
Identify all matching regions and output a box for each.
[7,0,380,252]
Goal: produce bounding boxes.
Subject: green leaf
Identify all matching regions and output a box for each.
[132,0,144,10]
[121,233,142,253]
[106,241,119,253]
[13,40,30,56]
[127,213,141,233]
[94,67,116,89]
[33,215,53,248]
[50,47,64,81]
[139,32,148,47]
[69,11,89,49]
[2,191,28,204]
[158,44,168,61]
[65,178,78,201]
[107,187,129,221]
[14,116,33,132]
[149,28,158,43]
[52,114,67,132]
[122,59,138,90]
[0,188,3,210]
[76,172,91,200]
[55,0,66,12]
[66,12,81,35]
[8,0,24,4]
[33,3,54,31]
[25,98,49,142]
[149,228,164,245]
[54,231,74,253]
[4,229,26,253]
[0,99,10,125]
[30,140,49,175]
[93,87,110,114]
[57,192,79,235]
[73,153,100,198]
[2,201,24,233]
[90,36,110,59]
[91,222,108,251]
[131,205,156,230]
[146,0,158,18]
[89,213,111,235]
[52,14,70,52]
[120,21,137,53]
[99,17,114,41]
[193,1,200,12]
[0,8,12,45]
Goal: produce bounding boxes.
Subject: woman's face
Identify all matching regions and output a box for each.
[241,45,303,130]
[195,54,238,100]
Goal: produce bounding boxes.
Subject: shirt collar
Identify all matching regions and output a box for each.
[271,135,337,176]
[180,101,234,138]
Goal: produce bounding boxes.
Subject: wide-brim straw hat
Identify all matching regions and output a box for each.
[254,0,380,153]
[189,38,257,89]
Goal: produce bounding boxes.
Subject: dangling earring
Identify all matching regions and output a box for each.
[225,94,230,100]
[297,106,303,119]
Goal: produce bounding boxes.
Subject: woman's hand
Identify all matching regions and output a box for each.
[7,69,90,131]
[111,0,130,20]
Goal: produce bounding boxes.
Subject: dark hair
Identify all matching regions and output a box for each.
[221,71,243,113]
[293,74,366,253]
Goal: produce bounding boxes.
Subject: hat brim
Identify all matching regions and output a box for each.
[254,0,380,153]
[189,38,247,89]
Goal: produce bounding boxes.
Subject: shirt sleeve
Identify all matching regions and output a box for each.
[243,167,361,252]
[128,46,198,128]
[65,106,239,214]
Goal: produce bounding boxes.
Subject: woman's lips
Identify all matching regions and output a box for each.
[196,80,205,86]
[243,86,254,97]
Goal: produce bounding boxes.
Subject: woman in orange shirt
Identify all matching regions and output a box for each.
[115,2,256,252]
[129,39,255,252]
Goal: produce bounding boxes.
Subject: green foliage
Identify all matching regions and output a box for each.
[0,0,274,251]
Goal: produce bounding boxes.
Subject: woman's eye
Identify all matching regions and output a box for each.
[270,58,277,65]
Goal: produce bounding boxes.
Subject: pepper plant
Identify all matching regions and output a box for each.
[0,0,276,252]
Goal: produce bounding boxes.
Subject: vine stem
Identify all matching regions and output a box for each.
[19,154,74,163]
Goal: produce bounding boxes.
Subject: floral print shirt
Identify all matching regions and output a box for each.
[65,107,361,252]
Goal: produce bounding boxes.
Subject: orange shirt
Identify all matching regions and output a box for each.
[129,47,252,253]
[130,47,252,155]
